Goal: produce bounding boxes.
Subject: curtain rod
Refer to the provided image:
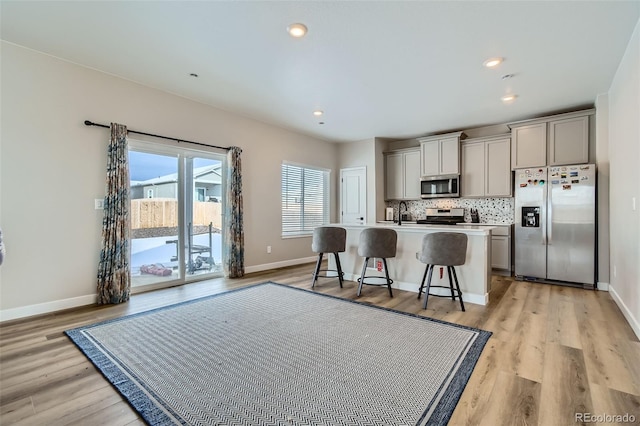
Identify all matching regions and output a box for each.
[84,120,231,151]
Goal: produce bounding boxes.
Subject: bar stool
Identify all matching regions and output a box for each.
[357,228,397,297]
[311,226,347,288]
[417,232,467,311]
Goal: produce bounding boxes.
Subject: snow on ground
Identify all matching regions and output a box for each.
[131,234,222,269]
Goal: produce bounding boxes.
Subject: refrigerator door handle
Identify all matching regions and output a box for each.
[542,175,548,246]
[547,200,552,245]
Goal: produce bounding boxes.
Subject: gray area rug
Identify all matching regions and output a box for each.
[66,282,491,425]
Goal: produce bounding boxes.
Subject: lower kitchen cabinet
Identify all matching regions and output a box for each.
[491,225,512,274]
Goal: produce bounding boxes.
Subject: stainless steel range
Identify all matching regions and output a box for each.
[417,208,465,225]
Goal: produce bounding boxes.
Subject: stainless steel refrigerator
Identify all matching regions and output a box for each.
[514,164,596,288]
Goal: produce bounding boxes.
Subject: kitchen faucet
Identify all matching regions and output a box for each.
[398,201,408,226]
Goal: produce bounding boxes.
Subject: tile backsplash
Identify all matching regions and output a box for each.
[387,198,515,224]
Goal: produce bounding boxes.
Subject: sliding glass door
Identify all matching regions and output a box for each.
[183,155,223,278]
[129,141,225,290]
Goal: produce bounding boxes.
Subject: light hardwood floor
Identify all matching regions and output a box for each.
[1,264,639,425]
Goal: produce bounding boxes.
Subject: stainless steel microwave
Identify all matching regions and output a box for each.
[420,174,460,199]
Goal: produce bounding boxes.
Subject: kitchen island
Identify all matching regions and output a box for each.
[328,223,494,305]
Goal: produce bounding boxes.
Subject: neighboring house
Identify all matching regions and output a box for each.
[131,164,222,201]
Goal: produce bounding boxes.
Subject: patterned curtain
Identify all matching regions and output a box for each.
[97,123,131,304]
[224,146,244,278]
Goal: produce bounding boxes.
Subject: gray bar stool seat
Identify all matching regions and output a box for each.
[417,232,467,311]
[357,228,398,297]
[311,226,347,288]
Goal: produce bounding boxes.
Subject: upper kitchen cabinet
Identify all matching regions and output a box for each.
[461,135,512,197]
[418,131,464,177]
[548,115,589,165]
[384,148,421,200]
[509,109,594,169]
[510,123,547,169]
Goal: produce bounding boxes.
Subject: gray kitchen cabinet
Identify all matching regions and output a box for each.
[510,123,547,169]
[384,148,420,200]
[509,109,593,169]
[461,141,485,197]
[492,236,511,270]
[491,225,512,273]
[420,140,440,177]
[418,131,464,176]
[461,135,511,197]
[486,138,512,196]
[548,115,589,165]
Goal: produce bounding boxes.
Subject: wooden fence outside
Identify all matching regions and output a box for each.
[131,199,222,229]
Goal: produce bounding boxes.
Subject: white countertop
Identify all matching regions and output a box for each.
[344,222,494,235]
[465,222,513,226]
[378,221,513,227]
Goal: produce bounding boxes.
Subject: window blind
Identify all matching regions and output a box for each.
[281,163,329,236]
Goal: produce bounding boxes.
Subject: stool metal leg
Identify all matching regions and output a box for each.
[334,252,344,288]
[417,264,430,299]
[422,265,434,310]
[357,257,369,296]
[311,253,323,288]
[451,266,465,312]
[382,258,393,297]
[447,266,456,301]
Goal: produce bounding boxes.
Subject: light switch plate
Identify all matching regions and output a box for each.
[94,199,104,210]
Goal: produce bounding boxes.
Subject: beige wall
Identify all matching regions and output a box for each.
[337,138,377,223]
[336,137,390,224]
[0,42,338,317]
[595,94,610,286]
[607,17,640,337]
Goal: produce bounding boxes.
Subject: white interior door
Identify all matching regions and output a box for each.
[340,167,366,224]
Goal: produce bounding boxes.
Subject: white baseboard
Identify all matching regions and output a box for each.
[0,294,98,323]
[597,281,609,291]
[342,273,488,306]
[245,256,316,275]
[609,284,640,340]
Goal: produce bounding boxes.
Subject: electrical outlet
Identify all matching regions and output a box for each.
[267,245,272,254]
[94,199,104,210]
[613,265,617,278]
[633,197,637,211]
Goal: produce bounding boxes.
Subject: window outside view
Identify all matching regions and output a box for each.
[281,163,330,237]
[129,150,223,288]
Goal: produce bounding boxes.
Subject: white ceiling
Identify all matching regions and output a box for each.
[2,1,639,143]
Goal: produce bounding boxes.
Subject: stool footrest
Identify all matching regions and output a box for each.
[418,264,465,312]
[357,256,394,298]
[314,270,345,279]
[357,276,394,286]
[422,285,462,298]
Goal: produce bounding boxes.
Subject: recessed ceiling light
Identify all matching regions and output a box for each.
[287,23,307,38]
[483,57,503,68]
[501,94,518,103]
[313,110,324,117]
